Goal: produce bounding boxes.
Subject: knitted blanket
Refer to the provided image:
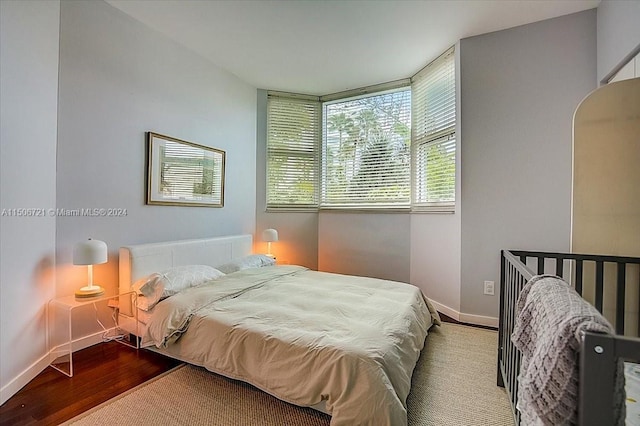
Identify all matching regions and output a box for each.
[511,275,614,425]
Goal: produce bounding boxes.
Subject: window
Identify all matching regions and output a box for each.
[411,48,456,210]
[266,94,321,209]
[322,89,411,208]
[265,47,456,212]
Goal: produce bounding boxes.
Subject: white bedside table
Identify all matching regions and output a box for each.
[48,291,138,377]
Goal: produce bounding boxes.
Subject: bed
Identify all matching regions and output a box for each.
[118,234,441,426]
[498,250,640,425]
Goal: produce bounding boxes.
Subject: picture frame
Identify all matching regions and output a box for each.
[146,132,225,207]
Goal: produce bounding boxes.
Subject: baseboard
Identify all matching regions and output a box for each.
[0,330,108,406]
[430,300,461,322]
[0,351,51,406]
[458,312,499,328]
[48,330,107,362]
[430,300,498,329]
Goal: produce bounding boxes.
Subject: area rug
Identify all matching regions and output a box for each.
[65,323,514,425]
[407,323,514,426]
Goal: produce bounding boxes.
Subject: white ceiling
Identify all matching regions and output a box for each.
[106,0,600,95]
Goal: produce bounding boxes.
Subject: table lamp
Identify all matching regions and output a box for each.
[73,238,107,298]
[262,229,278,258]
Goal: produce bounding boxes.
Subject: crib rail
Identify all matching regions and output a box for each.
[507,250,640,334]
[580,332,640,425]
[497,250,532,425]
[498,249,640,425]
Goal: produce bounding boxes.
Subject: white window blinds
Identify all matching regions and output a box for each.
[266,94,321,209]
[411,47,456,210]
[264,47,455,212]
[322,89,411,208]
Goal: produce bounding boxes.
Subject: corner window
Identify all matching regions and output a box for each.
[265,47,456,212]
[322,88,411,208]
[266,95,320,210]
[411,47,456,211]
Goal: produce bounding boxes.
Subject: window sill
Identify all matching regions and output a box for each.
[265,206,456,214]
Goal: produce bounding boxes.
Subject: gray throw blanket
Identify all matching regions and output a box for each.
[511,275,615,425]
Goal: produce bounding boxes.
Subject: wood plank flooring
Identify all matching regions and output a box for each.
[0,342,181,425]
[0,313,468,425]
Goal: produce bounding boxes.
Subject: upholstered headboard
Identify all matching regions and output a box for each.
[119,234,253,308]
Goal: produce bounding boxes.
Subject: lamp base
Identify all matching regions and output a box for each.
[75,285,105,298]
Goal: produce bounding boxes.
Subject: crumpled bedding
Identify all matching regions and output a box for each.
[142,265,440,426]
[511,275,617,425]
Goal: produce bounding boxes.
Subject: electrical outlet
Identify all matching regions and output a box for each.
[483,280,495,296]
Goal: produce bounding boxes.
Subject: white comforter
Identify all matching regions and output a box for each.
[142,265,440,426]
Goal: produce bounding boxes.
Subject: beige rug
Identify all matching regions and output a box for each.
[65,323,514,426]
[407,323,514,426]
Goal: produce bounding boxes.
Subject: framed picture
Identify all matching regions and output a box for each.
[146,132,225,207]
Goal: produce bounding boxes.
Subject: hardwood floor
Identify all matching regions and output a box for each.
[0,342,181,425]
[438,312,458,324]
[0,313,479,425]
[438,312,498,331]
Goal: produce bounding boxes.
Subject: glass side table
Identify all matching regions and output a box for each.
[48,291,138,377]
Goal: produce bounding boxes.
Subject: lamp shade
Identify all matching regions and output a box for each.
[73,239,108,265]
[262,229,278,242]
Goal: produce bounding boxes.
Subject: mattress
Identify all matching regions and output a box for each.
[117,310,148,337]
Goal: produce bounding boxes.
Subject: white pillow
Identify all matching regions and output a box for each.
[216,254,276,274]
[133,265,224,311]
[132,273,162,311]
[136,295,157,312]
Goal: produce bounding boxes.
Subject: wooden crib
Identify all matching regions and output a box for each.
[498,250,640,425]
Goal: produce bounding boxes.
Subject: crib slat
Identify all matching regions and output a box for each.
[497,253,506,387]
[555,257,564,277]
[580,332,615,426]
[616,263,625,335]
[575,260,584,295]
[507,265,515,393]
[537,257,545,275]
[595,261,604,312]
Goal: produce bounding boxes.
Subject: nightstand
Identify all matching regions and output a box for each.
[48,291,138,377]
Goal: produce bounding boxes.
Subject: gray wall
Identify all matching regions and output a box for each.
[596,0,640,83]
[56,0,258,297]
[459,10,597,317]
[319,212,411,283]
[0,0,60,404]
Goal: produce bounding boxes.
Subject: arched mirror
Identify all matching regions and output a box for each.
[572,77,639,335]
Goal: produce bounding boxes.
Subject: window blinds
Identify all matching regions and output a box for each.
[322,89,412,208]
[266,94,321,209]
[411,47,456,210]
[265,46,456,212]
